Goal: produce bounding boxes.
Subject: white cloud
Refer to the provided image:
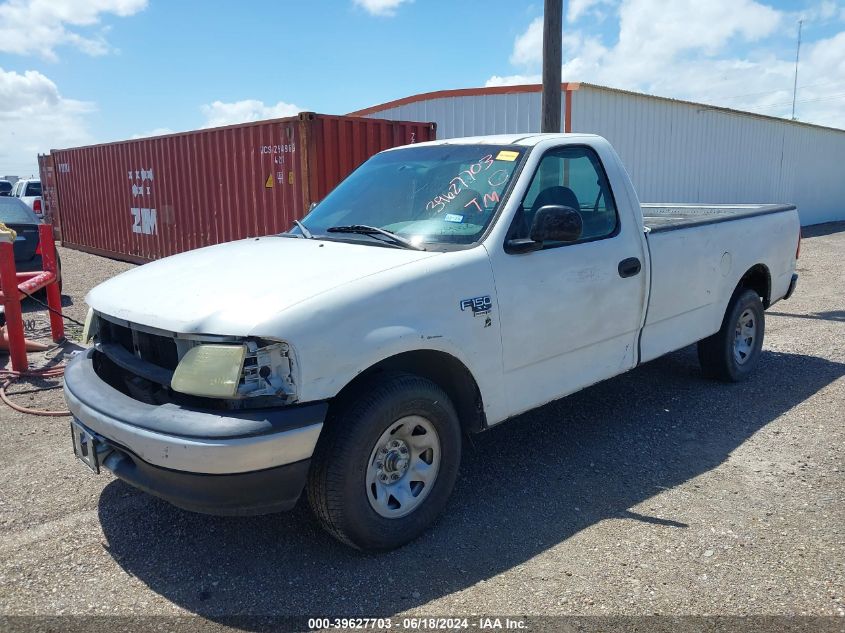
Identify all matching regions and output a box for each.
[0,0,148,60]
[613,0,780,69]
[352,0,410,17]
[800,0,839,21]
[0,66,94,175]
[510,4,617,67]
[819,1,838,19]
[486,73,542,87]
[568,0,614,23]
[200,99,303,128]
[490,0,845,128]
[510,17,543,66]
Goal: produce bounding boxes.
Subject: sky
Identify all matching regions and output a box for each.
[1,0,844,176]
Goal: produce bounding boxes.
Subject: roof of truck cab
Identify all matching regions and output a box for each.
[385,133,602,150]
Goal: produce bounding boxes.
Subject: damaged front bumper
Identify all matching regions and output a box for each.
[63,347,327,515]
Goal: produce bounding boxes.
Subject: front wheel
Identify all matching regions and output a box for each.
[698,288,765,381]
[306,372,461,551]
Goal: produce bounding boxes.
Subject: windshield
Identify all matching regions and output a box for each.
[298,144,525,247]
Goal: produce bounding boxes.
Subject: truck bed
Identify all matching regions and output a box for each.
[642,204,796,233]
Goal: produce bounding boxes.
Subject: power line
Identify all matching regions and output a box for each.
[714,78,845,102]
[751,91,845,110]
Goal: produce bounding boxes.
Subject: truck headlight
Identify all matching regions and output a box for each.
[81,308,98,345]
[238,340,297,401]
[171,344,246,398]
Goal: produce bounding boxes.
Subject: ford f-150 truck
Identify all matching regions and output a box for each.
[65,134,800,551]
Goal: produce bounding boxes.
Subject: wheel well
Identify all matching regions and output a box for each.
[331,350,486,434]
[736,264,771,307]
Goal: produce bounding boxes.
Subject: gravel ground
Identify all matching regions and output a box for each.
[0,226,843,625]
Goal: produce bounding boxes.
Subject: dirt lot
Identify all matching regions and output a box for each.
[0,225,843,624]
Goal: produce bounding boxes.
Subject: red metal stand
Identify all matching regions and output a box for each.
[0,224,64,372]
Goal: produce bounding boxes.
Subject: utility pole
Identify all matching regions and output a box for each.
[791,19,803,121]
[541,0,563,133]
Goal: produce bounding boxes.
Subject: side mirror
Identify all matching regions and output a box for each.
[529,205,583,244]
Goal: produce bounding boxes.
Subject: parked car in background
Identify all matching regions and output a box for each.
[0,196,60,280]
[12,178,43,218]
[0,180,12,196]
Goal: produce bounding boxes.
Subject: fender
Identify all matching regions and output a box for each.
[298,325,507,425]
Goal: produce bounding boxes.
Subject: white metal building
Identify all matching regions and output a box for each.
[350,83,845,226]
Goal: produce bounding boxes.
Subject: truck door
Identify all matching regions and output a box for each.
[488,144,647,416]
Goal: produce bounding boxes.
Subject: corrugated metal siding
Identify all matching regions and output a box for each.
[37,153,61,238]
[360,86,844,226]
[571,86,845,226]
[365,92,565,139]
[44,113,435,262]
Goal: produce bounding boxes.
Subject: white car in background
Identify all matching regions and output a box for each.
[12,178,43,218]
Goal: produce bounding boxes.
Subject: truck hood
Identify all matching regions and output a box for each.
[87,236,438,335]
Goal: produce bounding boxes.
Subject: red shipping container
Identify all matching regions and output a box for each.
[39,112,436,263]
[37,152,63,240]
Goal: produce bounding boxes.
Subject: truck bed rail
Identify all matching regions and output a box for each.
[642,204,796,233]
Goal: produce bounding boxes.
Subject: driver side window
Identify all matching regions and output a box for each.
[512,146,618,244]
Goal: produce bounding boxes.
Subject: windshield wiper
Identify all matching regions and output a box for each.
[293,219,313,239]
[326,225,425,251]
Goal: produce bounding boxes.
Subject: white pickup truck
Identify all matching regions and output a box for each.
[65,133,800,550]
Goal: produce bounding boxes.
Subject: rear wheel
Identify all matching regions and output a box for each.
[698,288,765,381]
[307,372,461,551]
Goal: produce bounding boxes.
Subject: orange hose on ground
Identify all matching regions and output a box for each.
[0,366,70,416]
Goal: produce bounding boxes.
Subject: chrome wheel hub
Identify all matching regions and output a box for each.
[733,308,757,365]
[375,439,411,483]
[366,416,441,519]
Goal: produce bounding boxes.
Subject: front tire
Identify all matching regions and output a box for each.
[306,372,461,551]
[698,288,765,381]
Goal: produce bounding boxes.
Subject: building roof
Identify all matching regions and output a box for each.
[347,84,580,117]
[348,82,845,135]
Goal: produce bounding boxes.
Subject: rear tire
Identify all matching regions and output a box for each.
[307,372,461,551]
[698,288,765,382]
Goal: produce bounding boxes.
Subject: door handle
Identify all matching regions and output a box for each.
[618,257,641,278]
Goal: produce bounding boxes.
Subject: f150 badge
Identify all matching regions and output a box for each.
[460,295,492,316]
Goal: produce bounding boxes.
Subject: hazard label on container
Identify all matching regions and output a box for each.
[265,174,274,189]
